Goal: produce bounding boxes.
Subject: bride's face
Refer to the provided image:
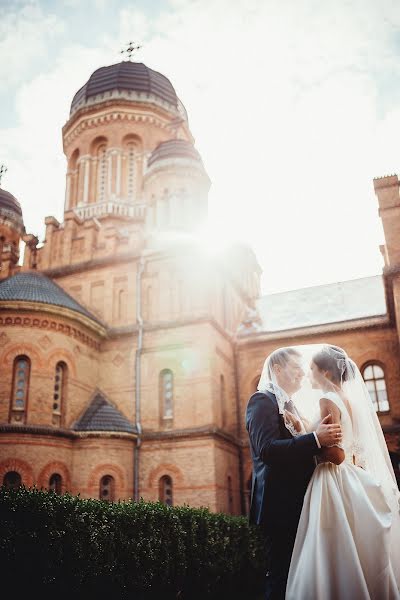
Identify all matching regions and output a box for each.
[309,361,325,389]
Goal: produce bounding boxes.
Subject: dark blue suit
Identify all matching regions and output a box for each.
[246,390,319,599]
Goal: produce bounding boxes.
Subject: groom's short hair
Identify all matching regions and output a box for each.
[269,347,301,370]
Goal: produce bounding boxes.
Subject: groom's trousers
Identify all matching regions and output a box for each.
[264,527,297,600]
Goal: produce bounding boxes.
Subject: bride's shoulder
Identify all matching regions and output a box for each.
[319,391,342,407]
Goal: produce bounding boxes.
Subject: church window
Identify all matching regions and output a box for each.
[227,475,234,514]
[97,144,107,202]
[362,364,389,413]
[220,374,227,428]
[53,362,67,423]
[99,475,115,502]
[127,144,135,201]
[3,471,21,490]
[160,369,173,419]
[10,355,30,423]
[49,473,62,494]
[159,475,173,506]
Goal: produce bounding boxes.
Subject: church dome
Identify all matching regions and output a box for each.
[0,272,101,324]
[0,188,24,232]
[147,139,202,168]
[70,61,182,116]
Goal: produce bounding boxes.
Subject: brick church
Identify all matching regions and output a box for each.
[0,60,399,513]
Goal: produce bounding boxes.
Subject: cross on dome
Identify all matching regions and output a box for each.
[120,41,142,61]
[0,164,7,186]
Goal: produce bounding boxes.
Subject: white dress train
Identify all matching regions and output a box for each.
[286,391,400,600]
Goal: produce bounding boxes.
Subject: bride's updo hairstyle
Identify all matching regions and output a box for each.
[312,345,354,385]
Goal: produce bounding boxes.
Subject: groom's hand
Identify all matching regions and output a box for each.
[316,414,342,447]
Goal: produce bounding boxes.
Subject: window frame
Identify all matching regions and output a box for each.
[159,474,173,506]
[159,369,174,421]
[99,474,115,502]
[10,355,31,423]
[49,473,62,494]
[53,361,67,426]
[3,470,22,490]
[361,361,390,414]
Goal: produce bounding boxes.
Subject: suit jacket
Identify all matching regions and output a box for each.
[246,390,320,533]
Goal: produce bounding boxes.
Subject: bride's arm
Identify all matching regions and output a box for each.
[318,398,345,465]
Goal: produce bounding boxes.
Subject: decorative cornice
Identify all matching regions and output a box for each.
[142,424,240,446]
[41,251,141,278]
[0,423,137,440]
[0,307,105,349]
[236,314,392,347]
[0,424,76,439]
[63,104,176,148]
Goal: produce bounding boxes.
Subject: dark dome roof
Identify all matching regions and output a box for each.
[0,188,23,216]
[71,61,178,114]
[0,272,101,324]
[73,392,136,434]
[148,139,202,167]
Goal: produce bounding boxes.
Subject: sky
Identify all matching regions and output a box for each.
[2,0,400,294]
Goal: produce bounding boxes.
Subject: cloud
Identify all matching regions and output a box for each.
[0,1,65,87]
[4,0,400,291]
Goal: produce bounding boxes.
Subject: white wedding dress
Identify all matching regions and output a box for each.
[286,391,400,600]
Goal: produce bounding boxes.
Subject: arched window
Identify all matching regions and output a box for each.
[160,369,173,420]
[99,475,115,502]
[97,144,107,202]
[53,362,67,426]
[10,355,30,423]
[159,475,173,506]
[227,475,234,514]
[49,473,62,494]
[362,364,389,413]
[127,143,136,201]
[3,471,21,490]
[220,374,227,428]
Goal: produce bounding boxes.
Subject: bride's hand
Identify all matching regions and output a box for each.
[284,410,302,433]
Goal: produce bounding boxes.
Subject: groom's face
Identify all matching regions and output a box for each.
[275,355,305,395]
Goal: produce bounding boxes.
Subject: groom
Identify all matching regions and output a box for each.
[246,347,342,600]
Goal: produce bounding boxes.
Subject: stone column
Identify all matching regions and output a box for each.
[116,151,122,198]
[64,171,71,210]
[107,152,113,199]
[83,158,90,204]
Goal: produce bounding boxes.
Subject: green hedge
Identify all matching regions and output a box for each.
[0,486,267,599]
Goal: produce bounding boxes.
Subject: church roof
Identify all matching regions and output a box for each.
[255,275,387,332]
[148,139,202,167]
[73,392,136,434]
[0,272,101,323]
[0,188,22,216]
[0,188,24,231]
[71,61,179,114]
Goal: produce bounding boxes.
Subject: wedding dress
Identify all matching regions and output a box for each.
[286,390,400,600]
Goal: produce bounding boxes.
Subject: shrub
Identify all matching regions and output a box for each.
[0,486,266,599]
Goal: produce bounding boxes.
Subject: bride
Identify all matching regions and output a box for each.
[285,344,400,600]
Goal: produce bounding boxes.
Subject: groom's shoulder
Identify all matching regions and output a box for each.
[247,390,277,411]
